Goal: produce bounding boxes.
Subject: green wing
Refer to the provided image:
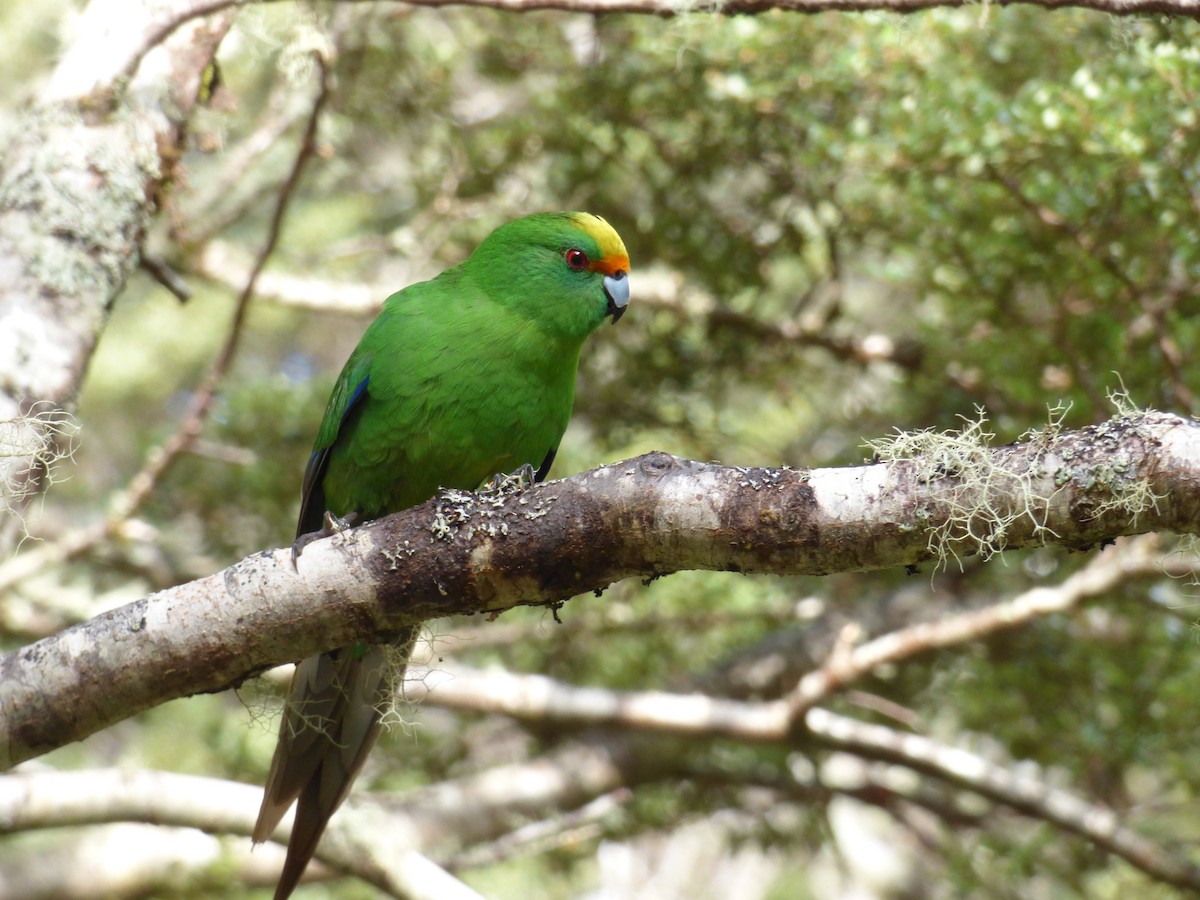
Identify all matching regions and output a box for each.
[296,349,374,539]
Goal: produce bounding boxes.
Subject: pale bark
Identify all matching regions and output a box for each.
[412,665,1200,890]
[2,410,1199,768]
[0,1,230,539]
[0,769,480,900]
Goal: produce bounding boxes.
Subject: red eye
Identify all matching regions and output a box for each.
[565,248,589,271]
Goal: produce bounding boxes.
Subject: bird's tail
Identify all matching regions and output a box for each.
[253,626,419,900]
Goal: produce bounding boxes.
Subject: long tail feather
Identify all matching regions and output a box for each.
[254,626,419,899]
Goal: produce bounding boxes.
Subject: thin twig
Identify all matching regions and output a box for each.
[139,254,193,303]
[116,0,255,88]
[177,71,314,248]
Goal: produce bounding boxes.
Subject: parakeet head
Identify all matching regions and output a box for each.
[471,211,631,340]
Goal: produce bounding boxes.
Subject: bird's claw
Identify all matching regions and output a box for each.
[291,511,361,569]
[482,463,538,496]
[511,462,538,488]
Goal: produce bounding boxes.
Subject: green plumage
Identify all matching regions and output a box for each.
[254,212,630,899]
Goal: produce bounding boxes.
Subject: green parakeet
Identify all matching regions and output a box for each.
[252,211,631,898]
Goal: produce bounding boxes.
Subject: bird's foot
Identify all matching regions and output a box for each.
[482,463,538,497]
[291,511,361,568]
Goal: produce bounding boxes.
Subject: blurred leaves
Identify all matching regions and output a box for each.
[4,3,1200,898]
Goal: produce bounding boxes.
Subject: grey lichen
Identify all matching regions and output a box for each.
[865,408,1053,569]
[2,107,158,301]
[0,402,81,536]
[429,475,539,542]
[865,402,1162,570]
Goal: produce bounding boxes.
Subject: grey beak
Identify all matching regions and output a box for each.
[603,271,629,323]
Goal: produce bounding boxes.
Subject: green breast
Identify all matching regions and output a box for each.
[318,283,582,519]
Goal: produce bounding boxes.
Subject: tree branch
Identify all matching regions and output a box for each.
[0,769,481,900]
[806,708,1200,890]
[3,410,1200,768]
[409,525,1170,730]
[414,665,1200,888]
[0,60,333,600]
[0,46,333,600]
[0,0,231,542]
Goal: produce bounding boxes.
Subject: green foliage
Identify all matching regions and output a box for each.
[148,373,325,561]
[7,4,1200,898]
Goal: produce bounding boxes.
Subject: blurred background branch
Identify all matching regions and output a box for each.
[2,1,1200,897]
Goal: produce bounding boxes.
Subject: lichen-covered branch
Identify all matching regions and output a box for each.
[0,0,231,542]
[1,410,1199,768]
